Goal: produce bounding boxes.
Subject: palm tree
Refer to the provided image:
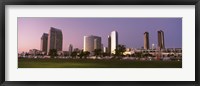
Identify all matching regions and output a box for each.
[115,45,126,57]
[78,51,84,59]
[84,51,90,59]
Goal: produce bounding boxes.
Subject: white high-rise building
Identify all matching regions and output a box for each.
[152,44,155,49]
[111,31,118,54]
[83,35,101,54]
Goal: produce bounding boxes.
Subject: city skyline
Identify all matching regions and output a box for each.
[18,18,182,53]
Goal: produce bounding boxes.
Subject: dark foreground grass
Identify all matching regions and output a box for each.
[18,58,182,68]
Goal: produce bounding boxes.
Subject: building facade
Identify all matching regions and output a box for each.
[111,31,118,54]
[68,44,73,56]
[103,47,108,53]
[94,38,101,50]
[40,33,48,54]
[158,30,165,49]
[107,35,111,55]
[83,35,102,54]
[144,32,149,50]
[47,27,63,54]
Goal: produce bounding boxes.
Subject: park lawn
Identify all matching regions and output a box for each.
[18,58,182,68]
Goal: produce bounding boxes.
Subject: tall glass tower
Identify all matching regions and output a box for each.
[158,30,165,49]
[47,27,63,54]
[144,32,149,50]
[83,35,101,54]
[40,33,48,54]
[108,35,111,55]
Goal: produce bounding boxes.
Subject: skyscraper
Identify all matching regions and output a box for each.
[40,33,48,54]
[68,44,73,56]
[152,43,155,49]
[111,31,118,54]
[108,35,111,55]
[101,44,103,52]
[83,35,101,54]
[47,27,63,54]
[144,32,149,50]
[94,38,101,50]
[158,30,165,49]
[103,47,107,53]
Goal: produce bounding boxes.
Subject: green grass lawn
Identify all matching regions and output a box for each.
[18,58,182,68]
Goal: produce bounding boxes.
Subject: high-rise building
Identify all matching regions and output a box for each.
[68,44,73,56]
[111,31,118,54]
[101,44,103,52]
[144,32,149,50]
[158,30,165,49]
[83,35,101,54]
[108,35,111,55]
[40,33,48,54]
[94,38,101,50]
[103,47,107,53]
[152,43,155,49]
[47,27,63,54]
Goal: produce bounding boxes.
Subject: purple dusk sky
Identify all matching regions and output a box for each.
[18,17,182,53]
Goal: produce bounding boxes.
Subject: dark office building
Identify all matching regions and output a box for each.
[40,33,48,54]
[108,35,111,55]
[144,32,149,50]
[158,30,165,49]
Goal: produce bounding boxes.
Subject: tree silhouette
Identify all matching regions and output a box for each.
[48,49,57,58]
[135,52,143,58]
[115,45,126,57]
[78,50,84,59]
[71,51,78,58]
[84,51,90,59]
[76,51,91,59]
[93,49,102,57]
[102,52,108,57]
